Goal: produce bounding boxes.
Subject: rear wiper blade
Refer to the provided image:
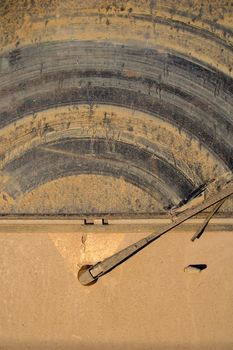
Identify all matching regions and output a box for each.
[190,198,226,241]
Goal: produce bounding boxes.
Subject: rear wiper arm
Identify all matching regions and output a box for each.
[78,182,233,286]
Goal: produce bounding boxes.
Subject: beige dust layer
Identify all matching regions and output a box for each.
[0,1,232,75]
